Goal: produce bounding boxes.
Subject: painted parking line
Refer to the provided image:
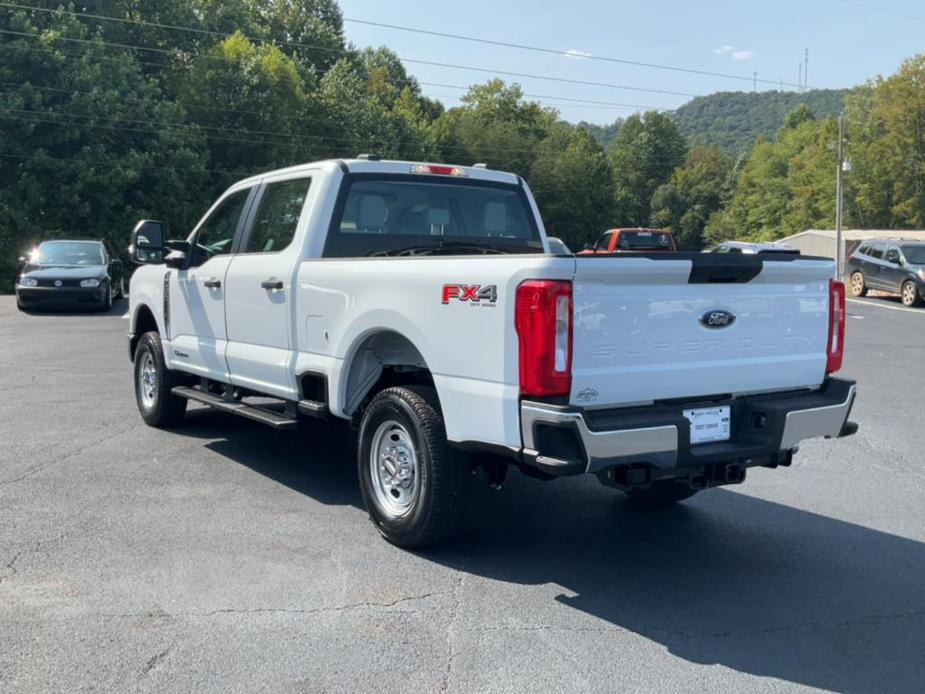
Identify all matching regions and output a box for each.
[848,297,925,316]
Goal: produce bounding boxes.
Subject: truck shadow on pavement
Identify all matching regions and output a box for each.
[170,412,924,692]
[431,475,925,693]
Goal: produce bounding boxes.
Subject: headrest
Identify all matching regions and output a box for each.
[484,202,507,234]
[358,195,388,230]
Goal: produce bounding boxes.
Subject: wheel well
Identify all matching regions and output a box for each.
[343,331,432,418]
[130,305,158,361]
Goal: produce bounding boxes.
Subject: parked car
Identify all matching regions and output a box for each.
[710,241,800,255]
[15,239,125,312]
[546,236,571,255]
[126,157,857,547]
[846,238,925,306]
[577,228,677,254]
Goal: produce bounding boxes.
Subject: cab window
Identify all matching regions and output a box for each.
[191,189,251,266]
[244,177,312,253]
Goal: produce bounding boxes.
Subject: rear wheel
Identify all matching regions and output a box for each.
[134,331,187,427]
[849,271,867,297]
[627,480,700,506]
[357,385,472,548]
[901,280,922,307]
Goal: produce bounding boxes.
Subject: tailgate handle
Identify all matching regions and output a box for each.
[688,257,762,284]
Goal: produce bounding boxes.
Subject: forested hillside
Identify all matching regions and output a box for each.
[672,89,848,152]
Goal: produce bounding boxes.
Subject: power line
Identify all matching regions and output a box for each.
[342,16,803,90]
[0,3,694,99]
[1,30,674,115]
[840,0,925,23]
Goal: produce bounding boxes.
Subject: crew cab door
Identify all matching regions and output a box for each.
[224,173,314,400]
[168,186,255,380]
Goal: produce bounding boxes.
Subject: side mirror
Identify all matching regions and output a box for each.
[129,219,166,265]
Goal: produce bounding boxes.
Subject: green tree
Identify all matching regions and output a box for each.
[650,144,732,249]
[704,109,838,243]
[0,4,209,290]
[609,111,687,226]
[529,125,614,249]
[180,31,317,183]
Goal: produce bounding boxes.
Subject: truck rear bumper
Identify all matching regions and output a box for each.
[520,378,857,476]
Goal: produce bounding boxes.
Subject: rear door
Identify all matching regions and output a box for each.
[168,187,255,380]
[224,173,314,400]
[865,242,888,288]
[882,244,905,291]
[570,255,833,407]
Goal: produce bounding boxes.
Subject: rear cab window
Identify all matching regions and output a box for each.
[322,175,544,257]
[616,230,674,251]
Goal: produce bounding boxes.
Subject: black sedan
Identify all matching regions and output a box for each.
[15,240,125,312]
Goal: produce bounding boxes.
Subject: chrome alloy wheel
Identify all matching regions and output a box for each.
[370,420,419,518]
[902,281,918,306]
[139,351,157,408]
[850,272,864,296]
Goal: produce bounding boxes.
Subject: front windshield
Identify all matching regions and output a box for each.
[901,244,925,264]
[33,241,105,266]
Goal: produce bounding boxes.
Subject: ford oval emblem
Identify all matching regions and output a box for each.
[54,279,62,287]
[700,310,736,329]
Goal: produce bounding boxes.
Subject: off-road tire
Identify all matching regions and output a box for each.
[357,385,472,548]
[134,331,187,427]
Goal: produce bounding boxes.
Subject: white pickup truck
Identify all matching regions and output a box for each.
[127,157,857,547]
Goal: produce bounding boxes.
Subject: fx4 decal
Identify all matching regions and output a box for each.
[442,284,498,305]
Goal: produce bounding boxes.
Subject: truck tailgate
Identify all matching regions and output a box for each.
[570,255,834,407]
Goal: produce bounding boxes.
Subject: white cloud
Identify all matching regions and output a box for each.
[563,49,593,60]
[713,45,735,55]
[732,50,754,61]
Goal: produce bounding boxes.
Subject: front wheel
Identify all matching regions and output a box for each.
[134,331,187,427]
[357,385,472,548]
[901,280,922,307]
[849,271,867,297]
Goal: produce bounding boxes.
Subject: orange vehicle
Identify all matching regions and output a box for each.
[578,228,677,254]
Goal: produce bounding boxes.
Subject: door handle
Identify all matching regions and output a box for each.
[204,277,221,289]
[261,279,284,290]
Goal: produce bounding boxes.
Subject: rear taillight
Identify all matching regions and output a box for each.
[827,279,846,374]
[515,280,572,397]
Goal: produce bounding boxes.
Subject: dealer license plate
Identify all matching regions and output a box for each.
[682,406,731,445]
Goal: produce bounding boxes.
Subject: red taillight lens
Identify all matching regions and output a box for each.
[515,280,572,397]
[827,279,846,374]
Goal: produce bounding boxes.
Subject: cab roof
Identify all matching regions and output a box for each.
[235,158,522,188]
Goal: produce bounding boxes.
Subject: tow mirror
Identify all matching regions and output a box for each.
[129,219,165,265]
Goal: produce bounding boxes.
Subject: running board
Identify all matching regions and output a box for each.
[171,386,299,430]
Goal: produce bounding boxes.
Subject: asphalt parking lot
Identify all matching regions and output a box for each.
[1,294,924,693]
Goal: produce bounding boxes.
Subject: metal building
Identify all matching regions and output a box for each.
[780,229,925,261]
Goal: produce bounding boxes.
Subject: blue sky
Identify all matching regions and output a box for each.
[337,0,925,123]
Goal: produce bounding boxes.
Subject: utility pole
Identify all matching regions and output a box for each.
[835,113,846,279]
[804,48,810,90]
[798,63,803,92]
[753,70,758,92]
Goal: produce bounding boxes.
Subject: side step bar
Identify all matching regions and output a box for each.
[171,386,299,430]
